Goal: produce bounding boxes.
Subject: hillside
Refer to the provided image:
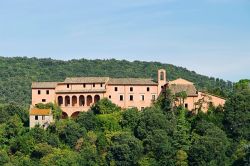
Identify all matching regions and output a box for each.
[0,56,233,105]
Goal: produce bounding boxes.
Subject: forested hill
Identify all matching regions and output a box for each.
[0,56,233,105]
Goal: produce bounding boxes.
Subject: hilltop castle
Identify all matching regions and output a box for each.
[30,69,225,126]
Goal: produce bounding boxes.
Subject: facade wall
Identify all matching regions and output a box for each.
[105,85,158,110]
[176,92,226,113]
[30,115,53,128]
[56,83,106,91]
[196,92,226,112]
[55,93,104,117]
[32,89,55,105]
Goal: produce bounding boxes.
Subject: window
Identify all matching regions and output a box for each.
[42,116,45,120]
[115,87,118,91]
[130,95,134,101]
[147,87,150,92]
[46,90,49,94]
[35,116,38,120]
[160,71,164,80]
[120,95,124,101]
[67,84,70,88]
[185,103,188,109]
[109,95,111,99]
[42,99,46,102]
[83,84,86,88]
[38,90,41,95]
[93,83,95,87]
[141,95,145,101]
[101,84,103,87]
[141,107,145,111]
[130,87,133,92]
[152,95,156,101]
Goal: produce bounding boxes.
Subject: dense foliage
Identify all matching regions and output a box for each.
[0,57,248,165]
[0,80,249,165]
[0,56,233,106]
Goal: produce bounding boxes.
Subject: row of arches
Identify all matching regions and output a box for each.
[62,111,80,119]
[58,95,101,107]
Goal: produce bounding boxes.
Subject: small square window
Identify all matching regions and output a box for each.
[83,84,86,88]
[130,87,133,92]
[101,84,103,87]
[141,107,145,111]
[120,95,124,101]
[67,84,70,88]
[115,87,118,91]
[147,87,150,92]
[42,116,45,120]
[185,103,188,109]
[130,95,133,101]
[35,115,38,120]
[38,90,41,95]
[46,90,49,94]
[109,95,111,99]
[42,99,46,102]
[93,83,95,87]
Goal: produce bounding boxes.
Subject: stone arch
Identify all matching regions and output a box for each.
[58,96,63,106]
[79,95,85,106]
[87,95,93,106]
[94,95,100,103]
[72,96,77,106]
[71,111,81,118]
[62,112,68,119]
[65,96,70,107]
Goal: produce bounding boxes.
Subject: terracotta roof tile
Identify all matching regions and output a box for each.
[169,84,198,97]
[64,77,109,83]
[32,82,58,88]
[108,78,158,85]
[30,108,51,116]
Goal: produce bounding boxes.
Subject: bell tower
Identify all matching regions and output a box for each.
[158,69,167,95]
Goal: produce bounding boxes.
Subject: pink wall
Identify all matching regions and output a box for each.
[105,85,158,110]
[31,69,181,117]
[56,83,106,91]
[32,89,55,105]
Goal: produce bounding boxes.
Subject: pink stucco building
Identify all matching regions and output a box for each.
[32,69,167,118]
[168,78,226,113]
[31,69,225,118]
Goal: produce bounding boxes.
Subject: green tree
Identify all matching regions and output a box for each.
[54,119,86,148]
[0,149,10,165]
[135,108,174,140]
[224,81,250,140]
[76,111,99,131]
[106,133,143,166]
[120,108,140,130]
[40,149,79,166]
[143,129,175,165]
[189,121,230,165]
[173,109,191,152]
[92,98,121,114]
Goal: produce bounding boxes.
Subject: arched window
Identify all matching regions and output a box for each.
[71,111,80,118]
[94,95,100,103]
[65,96,70,107]
[87,95,93,106]
[58,96,63,106]
[160,71,165,81]
[62,112,69,119]
[72,96,77,106]
[79,95,85,106]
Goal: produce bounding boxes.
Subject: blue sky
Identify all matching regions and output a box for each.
[0,0,250,81]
